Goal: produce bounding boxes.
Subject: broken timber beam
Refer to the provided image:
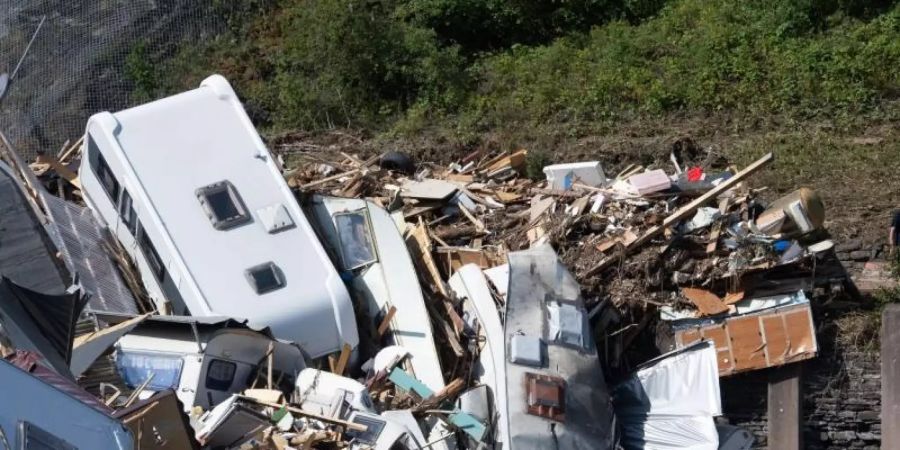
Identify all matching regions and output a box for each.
[35,153,82,189]
[584,152,773,276]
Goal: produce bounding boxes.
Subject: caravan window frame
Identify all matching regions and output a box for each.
[87,136,120,205]
[17,421,78,450]
[204,358,237,391]
[196,181,251,230]
[333,209,378,271]
[119,189,138,237]
[116,351,184,392]
[137,225,166,282]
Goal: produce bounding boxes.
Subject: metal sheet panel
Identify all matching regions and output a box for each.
[41,193,139,314]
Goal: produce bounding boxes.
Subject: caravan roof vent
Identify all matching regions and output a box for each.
[245,262,285,295]
[257,203,295,234]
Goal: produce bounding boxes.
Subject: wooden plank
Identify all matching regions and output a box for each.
[404,219,448,296]
[376,306,398,338]
[334,343,352,376]
[245,398,367,431]
[585,152,774,276]
[768,363,803,450]
[298,168,361,189]
[883,305,900,449]
[457,201,486,232]
[58,136,84,163]
[35,153,81,189]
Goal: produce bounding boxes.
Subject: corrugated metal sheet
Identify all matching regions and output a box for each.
[41,194,139,314]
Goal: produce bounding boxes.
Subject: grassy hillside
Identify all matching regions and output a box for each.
[129,0,900,239]
[140,0,900,131]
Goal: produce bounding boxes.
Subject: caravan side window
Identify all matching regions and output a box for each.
[116,351,183,391]
[18,422,78,450]
[119,189,138,236]
[205,359,237,391]
[137,225,166,281]
[87,136,120,204]
[334,210,377,270]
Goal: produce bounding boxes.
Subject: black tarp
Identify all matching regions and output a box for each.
[0,277,88,376]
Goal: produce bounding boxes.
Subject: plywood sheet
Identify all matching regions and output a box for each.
[675,303,816,376]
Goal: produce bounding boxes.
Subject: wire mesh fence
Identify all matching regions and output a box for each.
[0,0,223,158]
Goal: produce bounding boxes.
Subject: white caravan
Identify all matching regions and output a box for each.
[77,75,358,358]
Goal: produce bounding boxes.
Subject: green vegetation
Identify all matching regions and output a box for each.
[124,41,161,104]
[151,0,900,134]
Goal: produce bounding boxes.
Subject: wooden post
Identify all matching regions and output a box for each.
[768,363,803,450]
[882,305,900,449]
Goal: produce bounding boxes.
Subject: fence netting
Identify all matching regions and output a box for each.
[0,1,223,158]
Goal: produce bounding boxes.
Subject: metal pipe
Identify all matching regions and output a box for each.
[10,15,47,81]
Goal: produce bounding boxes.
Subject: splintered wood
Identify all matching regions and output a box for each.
[404,218,448,296]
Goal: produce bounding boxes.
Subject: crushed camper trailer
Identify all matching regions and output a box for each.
[0,73,888,450]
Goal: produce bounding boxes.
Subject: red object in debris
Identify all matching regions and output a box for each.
[686,166,704,182]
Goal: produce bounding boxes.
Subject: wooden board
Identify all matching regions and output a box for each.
[400,179,459,200]
[681,287,729,316]
[404,219,448,296]
[674,303,817,376]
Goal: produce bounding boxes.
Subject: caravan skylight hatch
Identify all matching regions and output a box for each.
[196,180,251,230]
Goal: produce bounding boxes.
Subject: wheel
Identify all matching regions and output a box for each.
[379,151,415,174]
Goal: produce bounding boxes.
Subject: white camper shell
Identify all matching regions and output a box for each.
[77,75,358,358]
[102,314,308,412]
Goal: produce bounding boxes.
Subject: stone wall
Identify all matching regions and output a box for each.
[719,309,882,449]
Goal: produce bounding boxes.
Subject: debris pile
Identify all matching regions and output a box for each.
[0,75,852,449]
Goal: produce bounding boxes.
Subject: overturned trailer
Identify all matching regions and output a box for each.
[504,244,617,449]
[307,195,445,391]
[77,75,358,358]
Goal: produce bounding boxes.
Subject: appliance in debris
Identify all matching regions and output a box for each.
[294,368,376,419]
[614,341,722,449]
[112,389,200,450]
[77,75,358,358]
[345,410,428,450]
[195,394,271,448]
